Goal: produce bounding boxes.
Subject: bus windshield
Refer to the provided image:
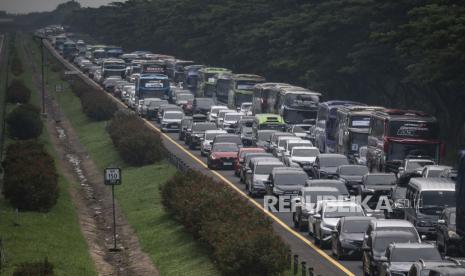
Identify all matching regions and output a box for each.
[284,93,319,107]
[389,121,439,139]
[236,81,258,91]
[283,109,317,124]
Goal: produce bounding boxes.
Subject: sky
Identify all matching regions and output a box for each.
[0,0,123,14]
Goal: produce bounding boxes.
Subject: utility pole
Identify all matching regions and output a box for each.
[40,37,45,115]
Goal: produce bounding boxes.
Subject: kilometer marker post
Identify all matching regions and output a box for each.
[104,167,122,251]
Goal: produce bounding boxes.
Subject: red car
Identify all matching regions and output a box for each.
[207,143,239,170]
[235,147,265,176]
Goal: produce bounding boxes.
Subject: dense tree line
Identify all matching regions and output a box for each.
[58,0,465,157]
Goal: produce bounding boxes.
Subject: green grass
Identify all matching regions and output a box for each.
[0,33,97,276]
[40,36,219,275]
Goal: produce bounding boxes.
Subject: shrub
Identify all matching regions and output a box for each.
[13,258,54,276]
[6,103,43,139]
[161,170,289,276]
[10,54,23,76]
[107,111,164,166]
[80,90,118,121]
[2,141,59,212]
[6,79,31,103]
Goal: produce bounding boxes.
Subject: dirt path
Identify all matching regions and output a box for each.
[20,35,159,276]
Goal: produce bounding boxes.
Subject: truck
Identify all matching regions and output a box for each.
[62,40,78,60]
[216,73,266,108]
[140,60,166,75]
[52,35,67,52]
[135,73,170,102]
[101,58,126,79]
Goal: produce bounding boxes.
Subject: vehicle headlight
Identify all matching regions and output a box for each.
[448,230,460,239]
[210,155,217,160]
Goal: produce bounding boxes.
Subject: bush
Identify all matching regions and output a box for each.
[107,111,164,166]
[6,103,43,140]
[161,171,289,276]
[13,258,54,276]
[10,54,23,76]
[6,79,31,103]
[2,141,59,212]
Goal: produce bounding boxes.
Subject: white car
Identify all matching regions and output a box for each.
[208,105,228,122]
[200,130,227,156]
[285,146,320,167]
[239,102,252,115]
[161,111,184,132]
[421,165,453,178]
[281,139,313,161]
[215,109,235,127]
[221,112,242,133]
[274,136,302,158]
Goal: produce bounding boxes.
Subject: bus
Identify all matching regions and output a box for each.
[62,40,78,60]
[184,65,205,92]
[252,83,293,115]
[140,60,166,75]
[314,101,364,153]
[165,59,195,83]
[52,35,66,50]
[135,74,170,101]
[197,67,232,97]
[101,58,126,78]
[276,87,321,125]
[216,74,266,108]
[366,109,442,172]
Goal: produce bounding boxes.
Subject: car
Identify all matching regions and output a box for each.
[178,117,193,141]
[379,243,442,276]
[160,111,184,132]
[240,152,273,182]
[439,168,458,181]
[207,105,228,122]
[362,220,421,276]
[285,146,320,173]
[408,258,464,276]
[360,173,397,210]
[221,112,243,133]
[157,104,182,123]
[315,154,350,179]
[238,102,252,115]
[355,146,368,166]
[253,130,276,151]
[331,216,375,259]
[200,130,227,156]
[139,98,165,118]
[211,134,242,147]
[336,165,369,195]
[421,165,454,178]
[215,109,236,128]
[436,207,460,256]
[281,139,313,162]
[102,76,122,92]
[264,167,308,197]
[238,125,253,146]
[398,158,436,177]
[269,132,295,154]
[175,93,194,107]
[274,136,302,158]
[309,200,365,247]
[290,124,313,139]
[305,179,350,196]
[193,97,216,115]
[245,159,284,197]
[207,142,239,170]
[235,147,265,177]
[185,122,217,149]
[293,187,345,231]
[387,184,409,219]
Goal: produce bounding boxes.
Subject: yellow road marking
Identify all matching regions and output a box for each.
[47,41,354,276]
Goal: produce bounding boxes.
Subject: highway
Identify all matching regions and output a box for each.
[43,38,363,276]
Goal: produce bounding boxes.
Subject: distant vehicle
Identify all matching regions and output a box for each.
[212,134,242,147]
[379,243,442,276]
[200,130,227,156]
[184,65,205,91]
[146,99,168,120]
[404,177,455,237]
[309,200,365,247]
[245,159,284,197]
[105,46,123,58]
[135,73,170,102]
[314,101,364,153]
[157,104,182,123]
[362,220,420,276]
[314,154,349,179]
[277,87,321,125]
[208,105,228,122]
[185,122,217,149]
[331,216,375,259]
[175,93,194,107]
[207,142,239,170]
[336,165,369,195]
[138,98,164,118]
[160,111,183,132]
[193,98,216,115]
[234,147,265,177]
[305,179,350,195]
[455,151,465,255]
[140,60,166,75]
[216,73,265,108]
[274,136,302,158]
[421,165,453,178]
[252,82,291,115]
[355,146,368,166]
[178,117,193,141]
[62,40,78,60]
[221,112,242,133]
[269,132,294,154]
[252,114,286,138]
[398,158,436,177]
[238,125,253,146]
[52,35,66,50]
[264,167,308,197]
[197,67,231,97]
[290,124,313,139]
[437,207,460,256]
[165,59,194,83]
[367,109,442,173]
[335,106,385,161]
[253,130,276,151]
[240,152,273,183]
[239,102,253,115]
[407,258,464,276]
[360,173,397,210]
[284,146,320,170]
[281,139,313,162]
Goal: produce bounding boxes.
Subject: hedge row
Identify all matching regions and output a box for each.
[6,79,31,103]
[2,140,59,212]
[69,78,118,121]
[161,170,289,276]
[13,258,54,276]
[6,103,43,140]
[10,52,23,76]
[107,110,164,166]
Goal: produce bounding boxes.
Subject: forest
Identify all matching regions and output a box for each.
[22,0,465,159]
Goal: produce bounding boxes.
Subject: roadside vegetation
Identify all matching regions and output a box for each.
[0,33,96,275]
[36,38,219,275]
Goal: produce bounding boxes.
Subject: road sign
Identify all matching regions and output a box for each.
[55,83,63,92]
[104,168,121,185]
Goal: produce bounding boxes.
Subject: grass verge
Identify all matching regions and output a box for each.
[0,34,97,275]
[36,35,219,275]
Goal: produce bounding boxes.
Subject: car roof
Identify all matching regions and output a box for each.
[319,154,347,158]
[408,177,455,191]
[239,147,265,152]
[205,130,227,134]
[341,216,374,223]
[323,200,360,208]
[389,243,435,249]
[371,219,415,228]
[272,167,306,174]
[301,186,340,192]
[307,179,344,185]
[255,160,283,166]
[213,142,238,147]
[292,146,318,150]
[424,165,453,171]
[165,110,183,114]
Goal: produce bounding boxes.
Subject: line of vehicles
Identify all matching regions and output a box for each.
[38,25,465,276]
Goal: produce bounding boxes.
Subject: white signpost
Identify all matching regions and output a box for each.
[104,168,121,251]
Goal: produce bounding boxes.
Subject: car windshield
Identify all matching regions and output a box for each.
[205,132,223,140]
[255,164,282,175]
[323,206,364,218]
[373,231,419,254]
[258,131,274,142]
[215,136,241,144]
[164,112,183,119]
[320,157,349,167]
[275,173,307,186]
[364,175,397,185]
[224,114,242,121]
[213,144,238,152]
[339,166,369,176]
[342,220,371,233]
[193,123,217,132]
[419,191,455,209]
[390,248,441,262]
[279,138,300,148]
[288,142,312,151]
[407,160,435,170]
[293,148,319,157]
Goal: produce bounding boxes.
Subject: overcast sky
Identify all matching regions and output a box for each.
[0,0,123,14]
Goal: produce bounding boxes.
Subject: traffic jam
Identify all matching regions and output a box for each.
[39,25,465,276]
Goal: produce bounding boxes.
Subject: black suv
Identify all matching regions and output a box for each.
[437,207,460,256]
[185,122,217,149]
